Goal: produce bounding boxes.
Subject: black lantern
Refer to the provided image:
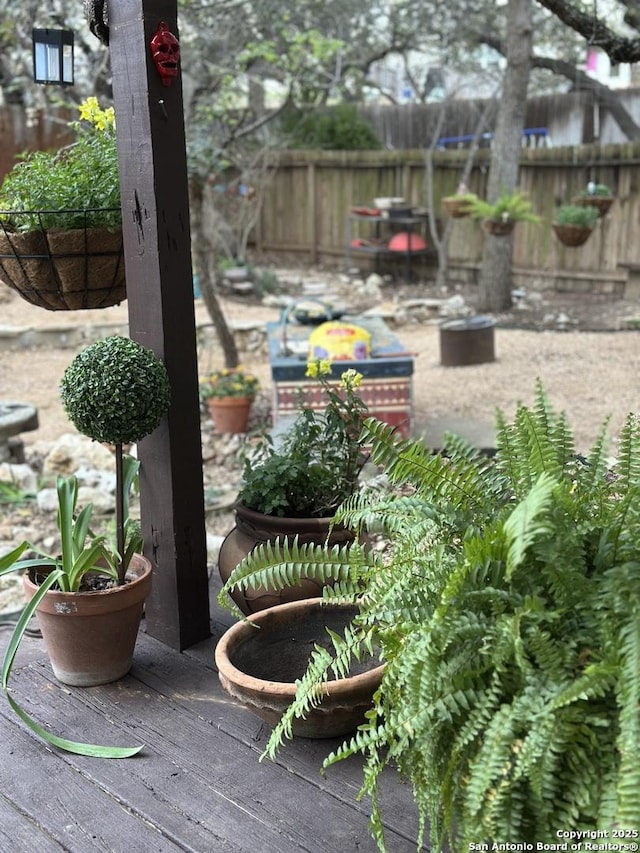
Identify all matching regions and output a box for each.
[32,28,74,86]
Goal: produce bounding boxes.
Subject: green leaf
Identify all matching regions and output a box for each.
[2,568,143,758]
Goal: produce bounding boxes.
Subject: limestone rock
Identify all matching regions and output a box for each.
[44,433,115,477]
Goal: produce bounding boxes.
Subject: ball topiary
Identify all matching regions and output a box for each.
[60,336,171,445]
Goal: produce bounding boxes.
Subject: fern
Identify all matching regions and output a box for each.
[221,384,640,852]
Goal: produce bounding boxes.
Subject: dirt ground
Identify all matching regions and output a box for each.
[0,270,639,457]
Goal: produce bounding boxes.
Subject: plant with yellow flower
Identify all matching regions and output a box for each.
[237,359,368,517]
[198,366,260,400]
[0,97,120,232]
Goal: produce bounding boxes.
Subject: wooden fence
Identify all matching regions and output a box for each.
[254,144,640,296]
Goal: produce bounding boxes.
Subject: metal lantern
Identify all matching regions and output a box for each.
[32,28,74,86]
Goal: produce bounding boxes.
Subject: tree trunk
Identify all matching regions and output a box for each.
[189,181,239,368]
[478,0,533,313]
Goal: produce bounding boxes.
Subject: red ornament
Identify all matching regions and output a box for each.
[149,21,180,87]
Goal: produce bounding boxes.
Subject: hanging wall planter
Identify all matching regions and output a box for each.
[552,223,594,247]
[572,184,614,218]
[442,195,474,218]
[0,209,125,310]
[481,218,516,237]
[572,195,614,217]
[552,204,599,247]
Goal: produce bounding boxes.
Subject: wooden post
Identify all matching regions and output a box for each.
[107,0,210,649]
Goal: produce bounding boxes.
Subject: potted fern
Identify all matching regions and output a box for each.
[462,187,541,235]
[0,336,171,758]
[219,382,640,850]
[0,98,124,310]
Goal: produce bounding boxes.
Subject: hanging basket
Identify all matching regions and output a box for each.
[571,196,614,217]
[442,196,471,218]
[0,209,125,311]
[552,223,594,247]
[481,218,516,237]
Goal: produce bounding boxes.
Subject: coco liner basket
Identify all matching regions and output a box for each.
[0,209,125,310]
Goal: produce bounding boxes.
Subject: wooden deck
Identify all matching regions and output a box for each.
[0,576,428,853]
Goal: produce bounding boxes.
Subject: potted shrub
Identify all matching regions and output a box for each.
[0,97,124,310]
[552,203,600,246]
[0,335,171,758]
[199,365,260,434]
[572,181,615,217]
[217,359,369,614]
[219,382,640,849]
[462,187,541,235]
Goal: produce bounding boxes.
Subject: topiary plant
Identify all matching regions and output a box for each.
[60,335,171,582]
[220,381,640,851]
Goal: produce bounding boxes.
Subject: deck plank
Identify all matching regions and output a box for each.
[0,626,427,852]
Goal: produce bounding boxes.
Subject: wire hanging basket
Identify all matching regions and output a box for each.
[0,209,125,311]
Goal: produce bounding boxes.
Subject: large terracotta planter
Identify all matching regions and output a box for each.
[22,553,152,687]
[218,503,355,615]
[207,396,252,434]
[215,598,384,738]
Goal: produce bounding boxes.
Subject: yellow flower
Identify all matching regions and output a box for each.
[78,98,116,132]
[341,369,363,390]
[306,358,332,378]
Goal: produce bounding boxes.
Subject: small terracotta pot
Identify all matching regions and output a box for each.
[206,396,252,434]
[217,503,355,615]
[23,553,152,687]
[215,598,385,739]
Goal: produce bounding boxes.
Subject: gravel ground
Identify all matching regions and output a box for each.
[0,272,638,457]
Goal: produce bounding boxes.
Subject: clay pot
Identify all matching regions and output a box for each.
[217,503,355,615]
[22,554,152,687]
[206,396,252,434]
[215,598,385,739]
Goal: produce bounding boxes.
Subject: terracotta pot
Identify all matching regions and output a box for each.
[215,598,384,739]
[481,218,516,236]
[552,223,594,247]
[206,396,252,434]
[22,553,152,687]
[218,503,355,615]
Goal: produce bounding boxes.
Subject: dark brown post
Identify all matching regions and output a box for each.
[107,0,210,649]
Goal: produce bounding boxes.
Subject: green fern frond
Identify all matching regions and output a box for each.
[613,601,640,829]
[503,471,556,578]
[218,537,376,609]
[614,413,640,493]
